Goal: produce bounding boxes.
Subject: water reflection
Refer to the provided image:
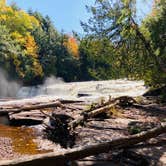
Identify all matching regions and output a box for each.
[0,124,50,156]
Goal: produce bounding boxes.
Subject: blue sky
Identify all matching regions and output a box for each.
[7,0,95,34]
[7,0,152,34]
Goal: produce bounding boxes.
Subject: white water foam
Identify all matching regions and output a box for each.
[15,79,148,102]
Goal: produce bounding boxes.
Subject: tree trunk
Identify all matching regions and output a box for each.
[0,101,62,114]
[0,123,165,166]
[69,101,118,129]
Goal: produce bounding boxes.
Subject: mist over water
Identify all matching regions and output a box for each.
[0,71,64,98]
[43,76,64,86]
[17,78,148,101]
[0,69,21,98]
[0,69,148,100]
[17,76,65,98]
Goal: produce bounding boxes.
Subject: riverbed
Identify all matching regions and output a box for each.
[1,79,159,164]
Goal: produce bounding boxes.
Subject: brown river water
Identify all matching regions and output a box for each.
[0,80,148,159]
[0,124,52,159]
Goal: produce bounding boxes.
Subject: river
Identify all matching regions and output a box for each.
[17,79,148,101]
[0,79,148,160]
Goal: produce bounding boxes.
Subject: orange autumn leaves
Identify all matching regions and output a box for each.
[0,0,43,82]
[0,0,80,84]
[64,36,79,58]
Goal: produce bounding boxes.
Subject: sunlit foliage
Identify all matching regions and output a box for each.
[64,36,79,58]
[81,0,166,87]
[0,0,165,86]
[0,0,43,85]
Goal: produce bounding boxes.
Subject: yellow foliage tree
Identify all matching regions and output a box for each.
[0,0,43,84]
[25,35,38,58]
[0,0,6,7]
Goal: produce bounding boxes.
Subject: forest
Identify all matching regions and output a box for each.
[0,0,166,165]
[0,0,165,88]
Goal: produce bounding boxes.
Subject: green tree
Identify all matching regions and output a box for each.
[79,36,120,80]
[81,0,166,86]
[30,11,60,77]
[31,11,81,82]
[141,0,166,86]
[0,24,20,79]
[0,2,44,85]
[56,33,81,82]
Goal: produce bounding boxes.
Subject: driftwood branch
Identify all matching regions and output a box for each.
[0,101,62,115]
[0,98,84,115]
[69,101,118,129]
[0,123,165,166]
[130,17,166,72]
[69,96,136,129]
[0,99,83,109]
[87,101,119,117]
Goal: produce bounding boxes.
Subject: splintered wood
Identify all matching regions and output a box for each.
[0,123,165,166]
[0,96,165,165]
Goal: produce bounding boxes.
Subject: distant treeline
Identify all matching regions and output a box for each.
[0,0,165,87]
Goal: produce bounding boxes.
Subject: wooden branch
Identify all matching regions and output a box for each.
[0,99,83,109]
[0,123,165,166]
[87,101,119,117]
[69,101,119,129]
[0,101,62,114]
[131,17,166,72]
[69,96,134,129]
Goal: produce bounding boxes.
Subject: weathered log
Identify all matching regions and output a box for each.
[60,100,84,104]
[82,96,136,115]
[69,101,118,129]
[0,98,83,109]
[87,101,119,117]
[0,123,165,166]
[9,110,46,125]
[0,101,62,114]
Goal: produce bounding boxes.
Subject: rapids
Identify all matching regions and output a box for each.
[17,79,148,101]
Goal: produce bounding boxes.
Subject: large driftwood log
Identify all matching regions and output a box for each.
[87,101,119,117]
[69,101,118,129]
[0,98,83,109]
[9,110,46,125]
[0,98,84,115]
[0,123,165,166]
[69,96,136,129]
[0,101,62,115]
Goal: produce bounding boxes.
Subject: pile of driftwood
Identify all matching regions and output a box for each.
[0,124,165,166]
[0,96,165,166]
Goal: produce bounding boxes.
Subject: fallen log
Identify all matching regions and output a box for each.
[69,101,118,129]
[87,101,119,117]
[0,99,85,115]
[9,110,46,126]
[82,96,136,115]
[0,98,83,110]
[0,101,62,114]
[0,123,165,166]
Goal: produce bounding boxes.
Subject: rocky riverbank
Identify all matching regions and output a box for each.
[0,80,165,165]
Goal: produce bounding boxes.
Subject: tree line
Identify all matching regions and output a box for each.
[0,0,165,87]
